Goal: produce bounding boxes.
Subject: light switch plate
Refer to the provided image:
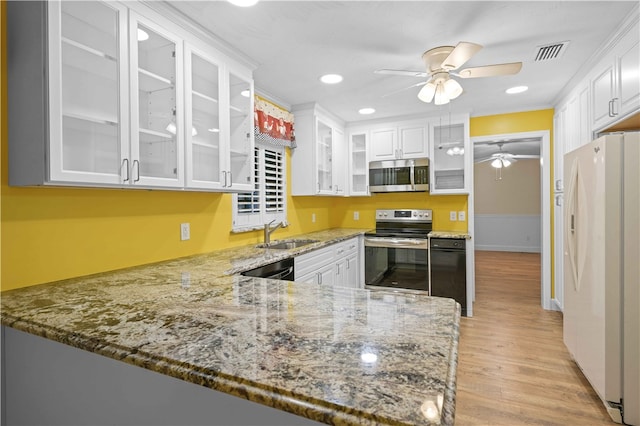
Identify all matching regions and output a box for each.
[450,211,457,221]
[354,211,359,220]
[458,211,466,221]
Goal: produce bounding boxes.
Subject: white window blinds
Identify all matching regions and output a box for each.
[232,144,287,231]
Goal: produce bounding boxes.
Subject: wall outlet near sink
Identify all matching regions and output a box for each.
[458,211,466,222]
[450,211,457,221]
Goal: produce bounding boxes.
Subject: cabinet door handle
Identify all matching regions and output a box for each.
[317,181,320,193]
[122,158,130,182]
[133,160,140,182]
[228,171,233,187]
[555,194,563,206]
[347,259,350,269]
[317,272,322,284]
[611,98,619,117]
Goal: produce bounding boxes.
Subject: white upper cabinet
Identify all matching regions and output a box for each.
[591,18,639,131]
[291,104,346,196]
[129,13,184,188]
[8,0,254,192]
[227,71,255,192]
[428,114,470,194]
[8,1,129,186]
[369,120,428,161]
[348,130,369,196]
[184,45,223,189]
[184,49,254,192]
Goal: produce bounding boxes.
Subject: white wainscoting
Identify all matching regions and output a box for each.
[474,214,541,253]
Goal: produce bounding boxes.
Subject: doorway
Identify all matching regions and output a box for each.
[468,130,551,310]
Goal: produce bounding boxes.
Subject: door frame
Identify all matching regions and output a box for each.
[469,130,552,310]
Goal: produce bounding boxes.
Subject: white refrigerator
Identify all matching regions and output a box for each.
[563,132,639,425]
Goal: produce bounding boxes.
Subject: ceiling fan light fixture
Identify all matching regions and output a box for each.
[443,78,463,100]
[417,81,436,103]
[434,83,449,105]
[491,158,503,168]
[502,158,512,167]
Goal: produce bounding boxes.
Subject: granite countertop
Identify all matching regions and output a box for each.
[428,231,471,240]
[1,228,460,426]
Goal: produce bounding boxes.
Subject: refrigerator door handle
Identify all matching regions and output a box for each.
[565,159,580,291]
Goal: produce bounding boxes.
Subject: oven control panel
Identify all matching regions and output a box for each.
[375,209,432,222]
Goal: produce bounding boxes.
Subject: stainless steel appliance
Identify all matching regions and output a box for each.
[430,238,467,316]
[364,209,431,291]
[563,132,639,424]
[240,258,295,281]
[368,158,429,193]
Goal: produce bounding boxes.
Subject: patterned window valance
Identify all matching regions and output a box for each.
[254,95,296,148]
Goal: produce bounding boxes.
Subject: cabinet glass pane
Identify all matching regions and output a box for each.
[317,120,332,192]
[229,72,253,187]
[190,53,221,183]
[433,124,465,191]
[351,133,367,193]
[60,1,120,175]
[137,24,177,179]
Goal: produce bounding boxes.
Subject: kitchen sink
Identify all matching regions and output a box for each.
[256,239,319,250]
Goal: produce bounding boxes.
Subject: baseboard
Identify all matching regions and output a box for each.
[475,245,541,253]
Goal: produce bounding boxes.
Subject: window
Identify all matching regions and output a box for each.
[232,144,287,231]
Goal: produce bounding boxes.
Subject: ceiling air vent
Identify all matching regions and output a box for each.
[534,41,570,62]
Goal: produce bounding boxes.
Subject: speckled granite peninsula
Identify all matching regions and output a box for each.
[1,228,460,426]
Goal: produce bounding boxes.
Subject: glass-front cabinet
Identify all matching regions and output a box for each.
[130,13,184,187]
[185,46,222,189]
[50,1,127,185]
[7,1,254,193]
[428,114,471,194]
[316,119,334,194]
[227,71,254,191]
[349,131,369,196]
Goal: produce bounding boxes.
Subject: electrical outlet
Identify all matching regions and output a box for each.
[450,211,457,221]
[458,211,466,222]
[312,213,316,223]
[354,211,359,221]
[180,223,190,241]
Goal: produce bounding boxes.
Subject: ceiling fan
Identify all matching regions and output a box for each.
[476,142,538,168]
[375,42,522,105]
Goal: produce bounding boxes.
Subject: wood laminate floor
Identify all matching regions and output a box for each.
[455,250,617,426]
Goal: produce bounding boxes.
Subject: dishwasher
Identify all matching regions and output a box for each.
[429,238,467,316]
[240,258,295,281]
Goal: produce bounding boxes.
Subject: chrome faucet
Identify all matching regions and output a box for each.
[264,220,286,245]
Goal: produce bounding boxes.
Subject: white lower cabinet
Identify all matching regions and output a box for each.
[294,237,362,288]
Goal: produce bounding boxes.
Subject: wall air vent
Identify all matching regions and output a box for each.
[533,41,570,62]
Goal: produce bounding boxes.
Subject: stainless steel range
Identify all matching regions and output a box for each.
[364,209,432,292]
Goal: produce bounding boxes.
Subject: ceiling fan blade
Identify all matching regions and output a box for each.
[381,81,426,98]
[458,62,522,78]
[442,42,482,70]
[374,69,428,78]
[512,155,540,159]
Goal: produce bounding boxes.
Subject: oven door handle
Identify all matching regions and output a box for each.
[364,237,428,249]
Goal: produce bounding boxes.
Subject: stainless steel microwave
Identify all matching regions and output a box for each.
[369,158,429,192]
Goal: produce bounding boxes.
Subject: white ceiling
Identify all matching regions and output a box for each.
[166,0,636,125]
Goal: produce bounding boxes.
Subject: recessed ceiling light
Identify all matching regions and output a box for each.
[358,108,375,115]
[506,85,528,94]
[227,0,259,6]
[320,74,343,84]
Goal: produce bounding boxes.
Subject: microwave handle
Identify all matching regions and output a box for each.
[410,162,415,190]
